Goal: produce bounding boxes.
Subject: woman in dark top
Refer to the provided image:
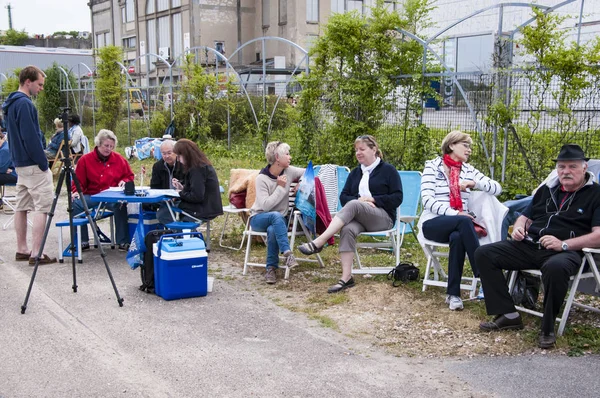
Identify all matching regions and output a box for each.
[299,135,403,293]
[157,139,223,225]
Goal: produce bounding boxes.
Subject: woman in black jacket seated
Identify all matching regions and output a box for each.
[299,135,403,293]
[157,139,223,225]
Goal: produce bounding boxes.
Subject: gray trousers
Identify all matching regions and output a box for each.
[336,200,393,252]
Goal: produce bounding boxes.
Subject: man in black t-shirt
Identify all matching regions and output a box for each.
[476,144,600,349]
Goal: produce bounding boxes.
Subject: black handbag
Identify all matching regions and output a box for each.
[387,262,420,287]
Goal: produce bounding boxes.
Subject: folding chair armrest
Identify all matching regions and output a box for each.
[582,248,600,254]
[399,216,418,223]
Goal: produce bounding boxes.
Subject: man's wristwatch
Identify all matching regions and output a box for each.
[561,241,569,251]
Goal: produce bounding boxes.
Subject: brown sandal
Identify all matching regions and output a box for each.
[15,252,31,261]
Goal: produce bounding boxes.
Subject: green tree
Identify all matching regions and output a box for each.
[95,46,124,132]
[296,0,437,166]
[0,29,29,45]
[173,54,220,141]
[37,63,75,133]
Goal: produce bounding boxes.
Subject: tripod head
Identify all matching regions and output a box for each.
[60,107,71,159]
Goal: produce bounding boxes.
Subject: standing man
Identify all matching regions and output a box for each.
[2,66,56,265]
[476,144,600,349]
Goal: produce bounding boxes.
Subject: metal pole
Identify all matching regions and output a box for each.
[577,0,585,46]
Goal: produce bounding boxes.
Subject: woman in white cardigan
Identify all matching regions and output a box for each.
[420,131,502,311]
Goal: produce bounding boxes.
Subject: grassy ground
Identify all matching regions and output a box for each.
[64,140,600,358]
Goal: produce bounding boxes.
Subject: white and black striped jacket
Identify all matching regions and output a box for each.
[420,156,502,225]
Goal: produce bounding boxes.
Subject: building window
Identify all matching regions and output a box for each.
[456,34,493,72]
[157,0,169,12]
[331,0,344,13]
[147,19,157,69]
[96,32,110,48]
[172,0,181,7]
[126,0,135,22]
[146,0,155,14]
[279,0,287,25]
[172,12,183,61]
[307,0,318,23]
[123,36,137,49]
[348,0,363,14]
[305,34,318,53]
[262,0,270,28]
[384,1,397,12]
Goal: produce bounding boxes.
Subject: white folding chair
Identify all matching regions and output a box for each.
[243,183,324,280]
[506,248,600,336]
[1,184,33,230]
[418,191,508,298]
[351,171,421,275]
[218,204,251,250]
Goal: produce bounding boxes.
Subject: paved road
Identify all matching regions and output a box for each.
[0,209,598,397]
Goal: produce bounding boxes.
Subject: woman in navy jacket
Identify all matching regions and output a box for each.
[299,135,403,293]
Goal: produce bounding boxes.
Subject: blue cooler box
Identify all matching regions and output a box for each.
[153,236,208,300]
[128,211,161,240]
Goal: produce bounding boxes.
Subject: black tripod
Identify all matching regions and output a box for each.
[21,108,124,313]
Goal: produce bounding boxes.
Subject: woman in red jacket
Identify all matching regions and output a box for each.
[72,129,134,251]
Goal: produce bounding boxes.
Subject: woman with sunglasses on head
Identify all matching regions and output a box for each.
[299,135,403,293]
[250,141,305,285]
[419,130,501,311]
[156,139,223,226]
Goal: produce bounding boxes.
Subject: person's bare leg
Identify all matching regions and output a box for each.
[30,212,48,257]
[340,251,354,282]
[15,211,29,254]
[313,216,345,248]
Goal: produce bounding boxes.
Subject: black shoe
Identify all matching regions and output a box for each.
[327,277,355,293]
[81,242,90,251]
[298,241,324,256]
[539,332,556,349]
[118,243,130,252]
[479,314,524,332]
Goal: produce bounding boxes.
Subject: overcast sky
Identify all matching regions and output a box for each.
[0,0,91,36]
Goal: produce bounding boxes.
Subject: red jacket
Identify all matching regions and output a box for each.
[72,148,134,195]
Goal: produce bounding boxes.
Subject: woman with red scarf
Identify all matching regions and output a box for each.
[419,131,501,311]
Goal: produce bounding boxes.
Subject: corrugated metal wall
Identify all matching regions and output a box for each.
[0,47,94,77]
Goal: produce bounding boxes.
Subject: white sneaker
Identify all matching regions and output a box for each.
[283,250,298,268]
[446,295,464,311]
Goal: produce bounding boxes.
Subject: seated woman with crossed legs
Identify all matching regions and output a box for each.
[299,135,403,293]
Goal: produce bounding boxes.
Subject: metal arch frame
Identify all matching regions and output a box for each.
[128,52,175,119]
[227,36,310,144]
[66,62,97,134]
[171,46,246,148]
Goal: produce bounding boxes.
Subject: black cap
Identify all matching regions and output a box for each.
[554,144,589,162]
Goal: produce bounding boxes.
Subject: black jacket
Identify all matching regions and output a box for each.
[341,161,403,223]
[150,159,185,189]
[178,165,224,220]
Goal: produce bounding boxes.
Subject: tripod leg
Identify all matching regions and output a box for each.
[21,167,67,314]
[71,172,124,307]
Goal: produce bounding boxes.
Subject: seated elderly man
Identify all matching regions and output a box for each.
[475,144,600,349]
[150,140,184,190]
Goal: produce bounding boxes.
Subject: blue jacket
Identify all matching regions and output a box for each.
[340,161,403,223]
[1,91,48,171]
[0,140,17,177]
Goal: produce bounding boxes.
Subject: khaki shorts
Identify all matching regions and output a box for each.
[15,165,54,213]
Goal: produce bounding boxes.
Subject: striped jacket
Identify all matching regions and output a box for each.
[420,156,502,225]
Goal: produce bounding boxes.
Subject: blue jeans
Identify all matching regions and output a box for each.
[249,212,290,268]
[72,195,129,245]
[423,215,480,296]
[501,196,533,239]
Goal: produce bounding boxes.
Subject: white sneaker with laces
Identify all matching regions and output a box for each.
[283,251,298,268]
[446,295,464,311]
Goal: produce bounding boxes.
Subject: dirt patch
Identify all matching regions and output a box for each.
[209,247,600,358]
